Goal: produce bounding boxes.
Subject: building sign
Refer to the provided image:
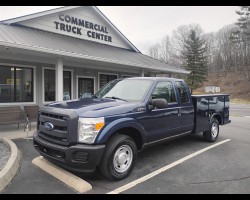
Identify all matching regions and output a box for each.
[54,14,112,43]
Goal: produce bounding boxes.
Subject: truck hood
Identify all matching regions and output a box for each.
[46,98,140,117]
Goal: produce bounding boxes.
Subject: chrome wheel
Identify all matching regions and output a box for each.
[113,145,133,173]
[203,118,219,143]
[211,122,219,138]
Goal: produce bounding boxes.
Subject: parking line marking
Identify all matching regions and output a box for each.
[107,139,231,194]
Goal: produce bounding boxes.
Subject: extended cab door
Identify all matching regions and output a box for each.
[174,81,194,133]
[143,81,182,143]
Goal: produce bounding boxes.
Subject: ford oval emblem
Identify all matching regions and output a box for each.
[44,122,54,131]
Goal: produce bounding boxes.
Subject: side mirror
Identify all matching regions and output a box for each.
[153,98,168,109]
[148,98,168,110]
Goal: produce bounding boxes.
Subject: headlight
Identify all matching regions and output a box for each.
[78,117,105,144]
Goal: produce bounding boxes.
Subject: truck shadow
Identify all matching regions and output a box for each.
[73,133,209,182]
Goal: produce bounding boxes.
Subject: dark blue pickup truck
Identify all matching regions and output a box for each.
[33,77,231,180]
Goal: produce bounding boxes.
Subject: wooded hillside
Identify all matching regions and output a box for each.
[147,6,250,101]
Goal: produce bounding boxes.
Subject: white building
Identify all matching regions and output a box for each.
[0,6,188,107]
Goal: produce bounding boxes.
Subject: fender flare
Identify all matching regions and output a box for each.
[96,118,147,146]
[210,113,223,125]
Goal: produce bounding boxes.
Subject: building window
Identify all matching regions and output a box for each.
[44,69,72,102]
[44,69,55,102]
[78,77,94,98]
[122,75,135,78]
[63,71,72,101]
[99,74,118,89]
[0,65,33,103]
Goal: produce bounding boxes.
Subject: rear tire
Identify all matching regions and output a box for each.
[99,134,137,181]
[203,118,219,142]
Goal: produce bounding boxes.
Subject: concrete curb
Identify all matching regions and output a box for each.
[0,138,20,192]
[32,156,92,194]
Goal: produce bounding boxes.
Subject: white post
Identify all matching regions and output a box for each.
[140,69,145,77]
[56,58,63,101]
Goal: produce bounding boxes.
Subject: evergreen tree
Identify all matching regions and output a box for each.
[230,6,250,44]
[230,6,250,81]
[182,29,208,94]
[235,6,250,41]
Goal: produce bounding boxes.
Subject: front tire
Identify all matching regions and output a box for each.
[99,134,137,181]
[203,118,219,142]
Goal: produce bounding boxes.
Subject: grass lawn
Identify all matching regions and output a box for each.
[230,98,250,104]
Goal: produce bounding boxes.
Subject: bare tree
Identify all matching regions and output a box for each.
[146,18,250,82]
[209,24,238,72]
[148,43,161,60]
[159,36,171,63]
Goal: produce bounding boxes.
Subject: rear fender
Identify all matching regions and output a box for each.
[211,113,222,125]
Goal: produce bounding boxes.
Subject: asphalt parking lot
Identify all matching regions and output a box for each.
[230,103,250,117]
[2,103,250,194]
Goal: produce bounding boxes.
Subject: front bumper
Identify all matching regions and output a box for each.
[33,131,105,173]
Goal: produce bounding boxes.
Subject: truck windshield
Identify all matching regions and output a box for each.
[95,79,122,98]
[97,79,152,102]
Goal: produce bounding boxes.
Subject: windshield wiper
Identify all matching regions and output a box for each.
[105,96,127,101]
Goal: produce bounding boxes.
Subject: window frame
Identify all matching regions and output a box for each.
[0,63,36,105]
[42,67,73,104]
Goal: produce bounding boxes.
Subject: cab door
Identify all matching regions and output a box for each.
[174,81,194,133]
[141,81,182,143]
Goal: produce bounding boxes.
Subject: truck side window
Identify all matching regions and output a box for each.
[176,81,189,103]
[151,81,176,103]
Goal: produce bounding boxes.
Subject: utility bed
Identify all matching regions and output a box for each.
[192,94,231,134]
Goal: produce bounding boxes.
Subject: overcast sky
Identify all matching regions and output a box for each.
[0,6,239,53]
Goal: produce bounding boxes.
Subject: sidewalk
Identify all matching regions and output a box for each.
[0,123,37,140]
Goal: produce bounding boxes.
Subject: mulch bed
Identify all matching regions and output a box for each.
[0,141,11,171]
